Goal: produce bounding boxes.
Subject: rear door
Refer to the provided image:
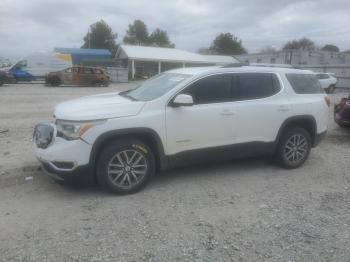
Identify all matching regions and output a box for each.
[233,73,291,143]
[82,67,94,85]
[165,73,237,155]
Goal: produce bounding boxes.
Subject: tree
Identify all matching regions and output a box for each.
[210,33,247,55]
[283,37,315,50]
[321,44,340,52]
[123,20,149,45]
[81,20,118,55]
[148,28,175,48]
[197,47,212,55]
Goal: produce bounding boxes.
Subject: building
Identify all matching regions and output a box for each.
[236,50,350,66]
[115,45,238,79]
[236,50,350,88]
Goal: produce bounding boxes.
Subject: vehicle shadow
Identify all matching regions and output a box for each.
[43,156,278,197]
[151,156,278,187]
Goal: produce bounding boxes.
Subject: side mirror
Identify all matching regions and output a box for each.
[172,94,193,107]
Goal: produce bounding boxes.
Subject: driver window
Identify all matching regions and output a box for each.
[182,74,232,104]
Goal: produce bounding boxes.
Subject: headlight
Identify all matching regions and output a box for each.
[56,119,106,140]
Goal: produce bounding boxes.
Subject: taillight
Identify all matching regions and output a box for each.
[325,96,331,107]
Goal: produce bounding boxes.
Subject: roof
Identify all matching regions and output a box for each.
[54,48,111,56]
[117,45,238,65]
[54,48,112,65]
[168,65,312,76]
[202,55,238,64]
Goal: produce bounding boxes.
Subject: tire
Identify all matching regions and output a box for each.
[49,77,61,87]
[0,79,3,86]
[96,139,156,194]
[276,127,312,169]
[328,85,336,94]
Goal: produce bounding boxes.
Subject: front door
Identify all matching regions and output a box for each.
[165,73,237,156]
[62,67,73,85]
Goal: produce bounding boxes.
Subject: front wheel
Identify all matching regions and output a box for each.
[276,127,311,169]
[96,140,155,194]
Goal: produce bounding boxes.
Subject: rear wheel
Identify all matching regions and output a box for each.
[276,127,311,169]
[327,85,336,94]
[97,140,155,194]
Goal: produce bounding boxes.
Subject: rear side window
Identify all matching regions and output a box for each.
[94,69,103,74]
[81,67,93,74]
[185,74,231,104]
[237,73,281,100]
[286,74,324,94]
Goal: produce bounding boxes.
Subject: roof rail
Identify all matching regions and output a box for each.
[221,62,249,68]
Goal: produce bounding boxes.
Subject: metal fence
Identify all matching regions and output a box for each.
[105,67,128,83]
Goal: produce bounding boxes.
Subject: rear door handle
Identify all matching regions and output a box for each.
[220,109,235,116]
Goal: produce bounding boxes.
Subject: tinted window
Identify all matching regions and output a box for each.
[286,74,324,94]
[316,73,329,79]
[184,74,231,104]
[238,73,280,100]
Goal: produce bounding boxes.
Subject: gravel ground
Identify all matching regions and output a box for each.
[0,83,350,261]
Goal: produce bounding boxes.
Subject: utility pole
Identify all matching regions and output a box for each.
[88,29,91,49]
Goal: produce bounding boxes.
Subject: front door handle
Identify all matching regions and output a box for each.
[220,109,235,116]
[278,105,290,112]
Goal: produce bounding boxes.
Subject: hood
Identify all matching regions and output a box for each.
[54,92,146,121]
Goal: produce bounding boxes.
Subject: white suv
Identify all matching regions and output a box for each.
[315,72,337,93]
[33,66,329,194]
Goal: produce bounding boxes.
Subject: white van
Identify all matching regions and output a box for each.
[10,51,72,81]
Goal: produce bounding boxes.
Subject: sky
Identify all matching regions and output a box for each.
[0,0,349,60]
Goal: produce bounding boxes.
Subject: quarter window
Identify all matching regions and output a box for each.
[184,74,232,104]
[286,74,324,94]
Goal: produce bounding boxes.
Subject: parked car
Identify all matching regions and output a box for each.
[0,70,15,86]
[45,66,110,87]
[315,72,337,93]
[334,95,350,127]
[33,66,329,194]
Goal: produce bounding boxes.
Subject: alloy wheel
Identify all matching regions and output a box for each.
[283,134,308,164]
[107,150,148,189]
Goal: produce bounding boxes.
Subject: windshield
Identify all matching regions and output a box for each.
[122,73,191,101]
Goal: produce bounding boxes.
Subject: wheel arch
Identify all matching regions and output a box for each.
[276,115,317,147]
[89,128,168,173]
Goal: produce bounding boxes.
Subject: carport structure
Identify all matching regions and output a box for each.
[116,45,238,79]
